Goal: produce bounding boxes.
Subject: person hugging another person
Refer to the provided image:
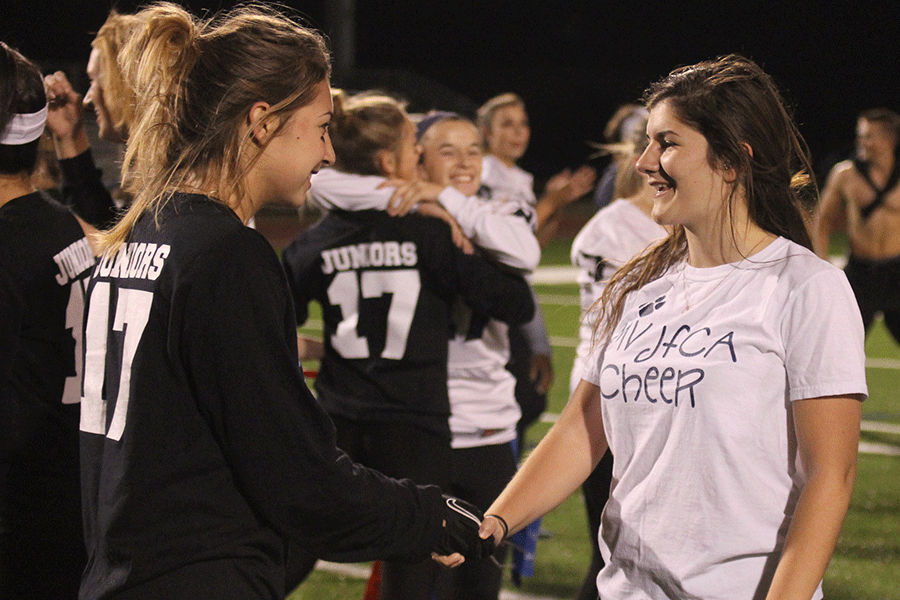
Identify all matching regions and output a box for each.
[411,111,540,600]
[281,91,535,599]
[303,107,541,599]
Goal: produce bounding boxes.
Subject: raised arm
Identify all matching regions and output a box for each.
[534,165,597,247]
[44,71,89,159]
[765,394,862,600]
[436,186,540,272]
[44,72,119,229]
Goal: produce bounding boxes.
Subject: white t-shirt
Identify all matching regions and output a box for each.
[583,236,867,600]
[481,154,537,207]
[569,199,667,394]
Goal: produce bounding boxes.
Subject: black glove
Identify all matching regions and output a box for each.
[433,495,496,560]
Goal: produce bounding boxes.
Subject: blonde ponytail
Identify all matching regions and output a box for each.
[91,10,145,138]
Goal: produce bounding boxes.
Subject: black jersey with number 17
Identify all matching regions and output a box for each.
[79,194,448,600]
[281,209,535,438]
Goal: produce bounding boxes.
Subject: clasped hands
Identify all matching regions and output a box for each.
[432,495,507,567]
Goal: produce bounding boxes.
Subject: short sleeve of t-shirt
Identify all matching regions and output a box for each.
[781,267,868,401]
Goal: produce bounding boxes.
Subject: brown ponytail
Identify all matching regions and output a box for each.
[329,90,408,176]
[99,2,330,253]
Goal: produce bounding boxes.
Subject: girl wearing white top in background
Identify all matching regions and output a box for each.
[451,55,867,600]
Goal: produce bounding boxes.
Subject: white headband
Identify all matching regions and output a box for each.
[0,105,48,145]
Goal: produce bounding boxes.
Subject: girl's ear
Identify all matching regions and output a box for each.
[247,101,280,146]
[376,148,397,176]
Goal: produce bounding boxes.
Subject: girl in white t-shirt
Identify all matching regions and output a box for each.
[452,55,868,600]
[476,92,596,248]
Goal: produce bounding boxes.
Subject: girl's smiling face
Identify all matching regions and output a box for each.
[248,80,335,211]
[636,100,733,233]
[418,119,483,196]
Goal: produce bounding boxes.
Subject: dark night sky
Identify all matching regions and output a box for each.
[3,0,899,182]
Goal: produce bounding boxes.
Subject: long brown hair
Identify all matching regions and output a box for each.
[99,2,330,253]
[593,54,817,345]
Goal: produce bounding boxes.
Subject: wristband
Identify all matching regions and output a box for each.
[484,514,509,540]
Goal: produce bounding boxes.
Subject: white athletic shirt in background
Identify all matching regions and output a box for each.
[481,154,537,207]
[583,236,867,600]
[309,169,539,272]
[569,199,667,394]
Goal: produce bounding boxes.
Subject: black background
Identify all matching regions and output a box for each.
[3,0,899,183]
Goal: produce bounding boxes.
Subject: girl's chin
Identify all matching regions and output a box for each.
[651,203,677,226]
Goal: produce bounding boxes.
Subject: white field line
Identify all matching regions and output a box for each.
[858,441,900,456]
[532,266,580,285]
[542,414,900,437]
[538,412,900,455]
[536,294,581,306]
[861,421,900,435]
[314,561,560,600]
[865,357,900,370]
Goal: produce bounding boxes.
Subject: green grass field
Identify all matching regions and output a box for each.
[291,236,900,600]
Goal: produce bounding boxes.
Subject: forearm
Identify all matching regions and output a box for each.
[534,188,568,230]
[535,214,563,248]
[486,380,606,535]
[767,395,861,600]
[520,297,552,356]
[51,126,90,160]
[765,464,856,600]
[297,335,323,361]
[58,151,119,229]
[438,187,540,271]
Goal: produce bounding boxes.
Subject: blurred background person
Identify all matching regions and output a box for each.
[42,9,142,230]
[569,115,666,600]
[1,40,96,600]
[591,103,648,210]
[814,108,900,345]
[413,111,538,600]
[476,92,596,247]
